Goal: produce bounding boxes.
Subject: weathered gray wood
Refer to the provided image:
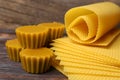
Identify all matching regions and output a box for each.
[0,0,119,25]
[0,20,20,34]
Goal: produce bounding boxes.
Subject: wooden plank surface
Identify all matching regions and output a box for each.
[0,0,119,25]
[0,33,67,80]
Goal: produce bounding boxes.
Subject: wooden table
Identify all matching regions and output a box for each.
[0,23,67,80]
[0,0,119,25]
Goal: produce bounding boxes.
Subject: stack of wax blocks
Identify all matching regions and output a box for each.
[5,22,65,73]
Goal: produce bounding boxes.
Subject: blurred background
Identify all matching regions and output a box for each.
[0,0,119,34]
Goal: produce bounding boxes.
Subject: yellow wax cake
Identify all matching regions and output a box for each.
[20,48,53,73]
[38,22,65,42]
[65,2,120,46]
[5,39,23,62]
[16,25,49,48]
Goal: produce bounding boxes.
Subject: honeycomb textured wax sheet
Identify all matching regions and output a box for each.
[52,62,120,80]
[20,48,53,73]
[68,74,120,80]
[52,51,120,72]
[51,50,120,76]
[16,25,49,48]
[51,46,119,66]
[51,34,120,79]
[5,39,23,62]
[52,34,120,66]
[63,66,120,77]
[59,60,120,73]
[38,22,65,42]
[65,2,120,46]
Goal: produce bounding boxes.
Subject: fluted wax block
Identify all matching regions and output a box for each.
[5,39,23,62]
[16,25,49,48]
[38,22,65,42]
[20,48,53,73]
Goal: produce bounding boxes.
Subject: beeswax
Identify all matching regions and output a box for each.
[53,62,120,79]
[63,66,120,77]
[51,35,120,79]
[51,34,120,66]
[38,22,65,42]
[65,2,120,46]
[5,39,22,62]
[16,25,49,48]
[51,2,120,80]
[68,74,120,80]
[20,48,53,73]
[59,61,120,73]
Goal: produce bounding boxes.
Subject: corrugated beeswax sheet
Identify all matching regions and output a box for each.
[51,34,120,67]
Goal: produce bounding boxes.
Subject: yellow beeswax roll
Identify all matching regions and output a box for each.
[5,39,23,62]
[65,2,120,46]
[16,25,49,48]
[20,48,53,73]
[51,34,120,67]
[38,22,65,42]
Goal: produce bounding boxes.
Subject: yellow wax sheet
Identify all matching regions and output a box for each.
[52,62,120,79]
[68,74,120,80]
[52,48,120,75]
[59,60,120,73]
[63,66,120,77]
[52,51,120,72]
[51,47,120,66]
[51,34,120,66]
[65,2,120,46]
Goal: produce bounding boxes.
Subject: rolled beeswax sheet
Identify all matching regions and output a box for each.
[65,2,120,46]
[51,35,120,66]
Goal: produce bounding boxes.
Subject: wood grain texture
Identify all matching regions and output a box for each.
[0,0,119,25]
[0,20,20,34]
[0,33,67,80]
